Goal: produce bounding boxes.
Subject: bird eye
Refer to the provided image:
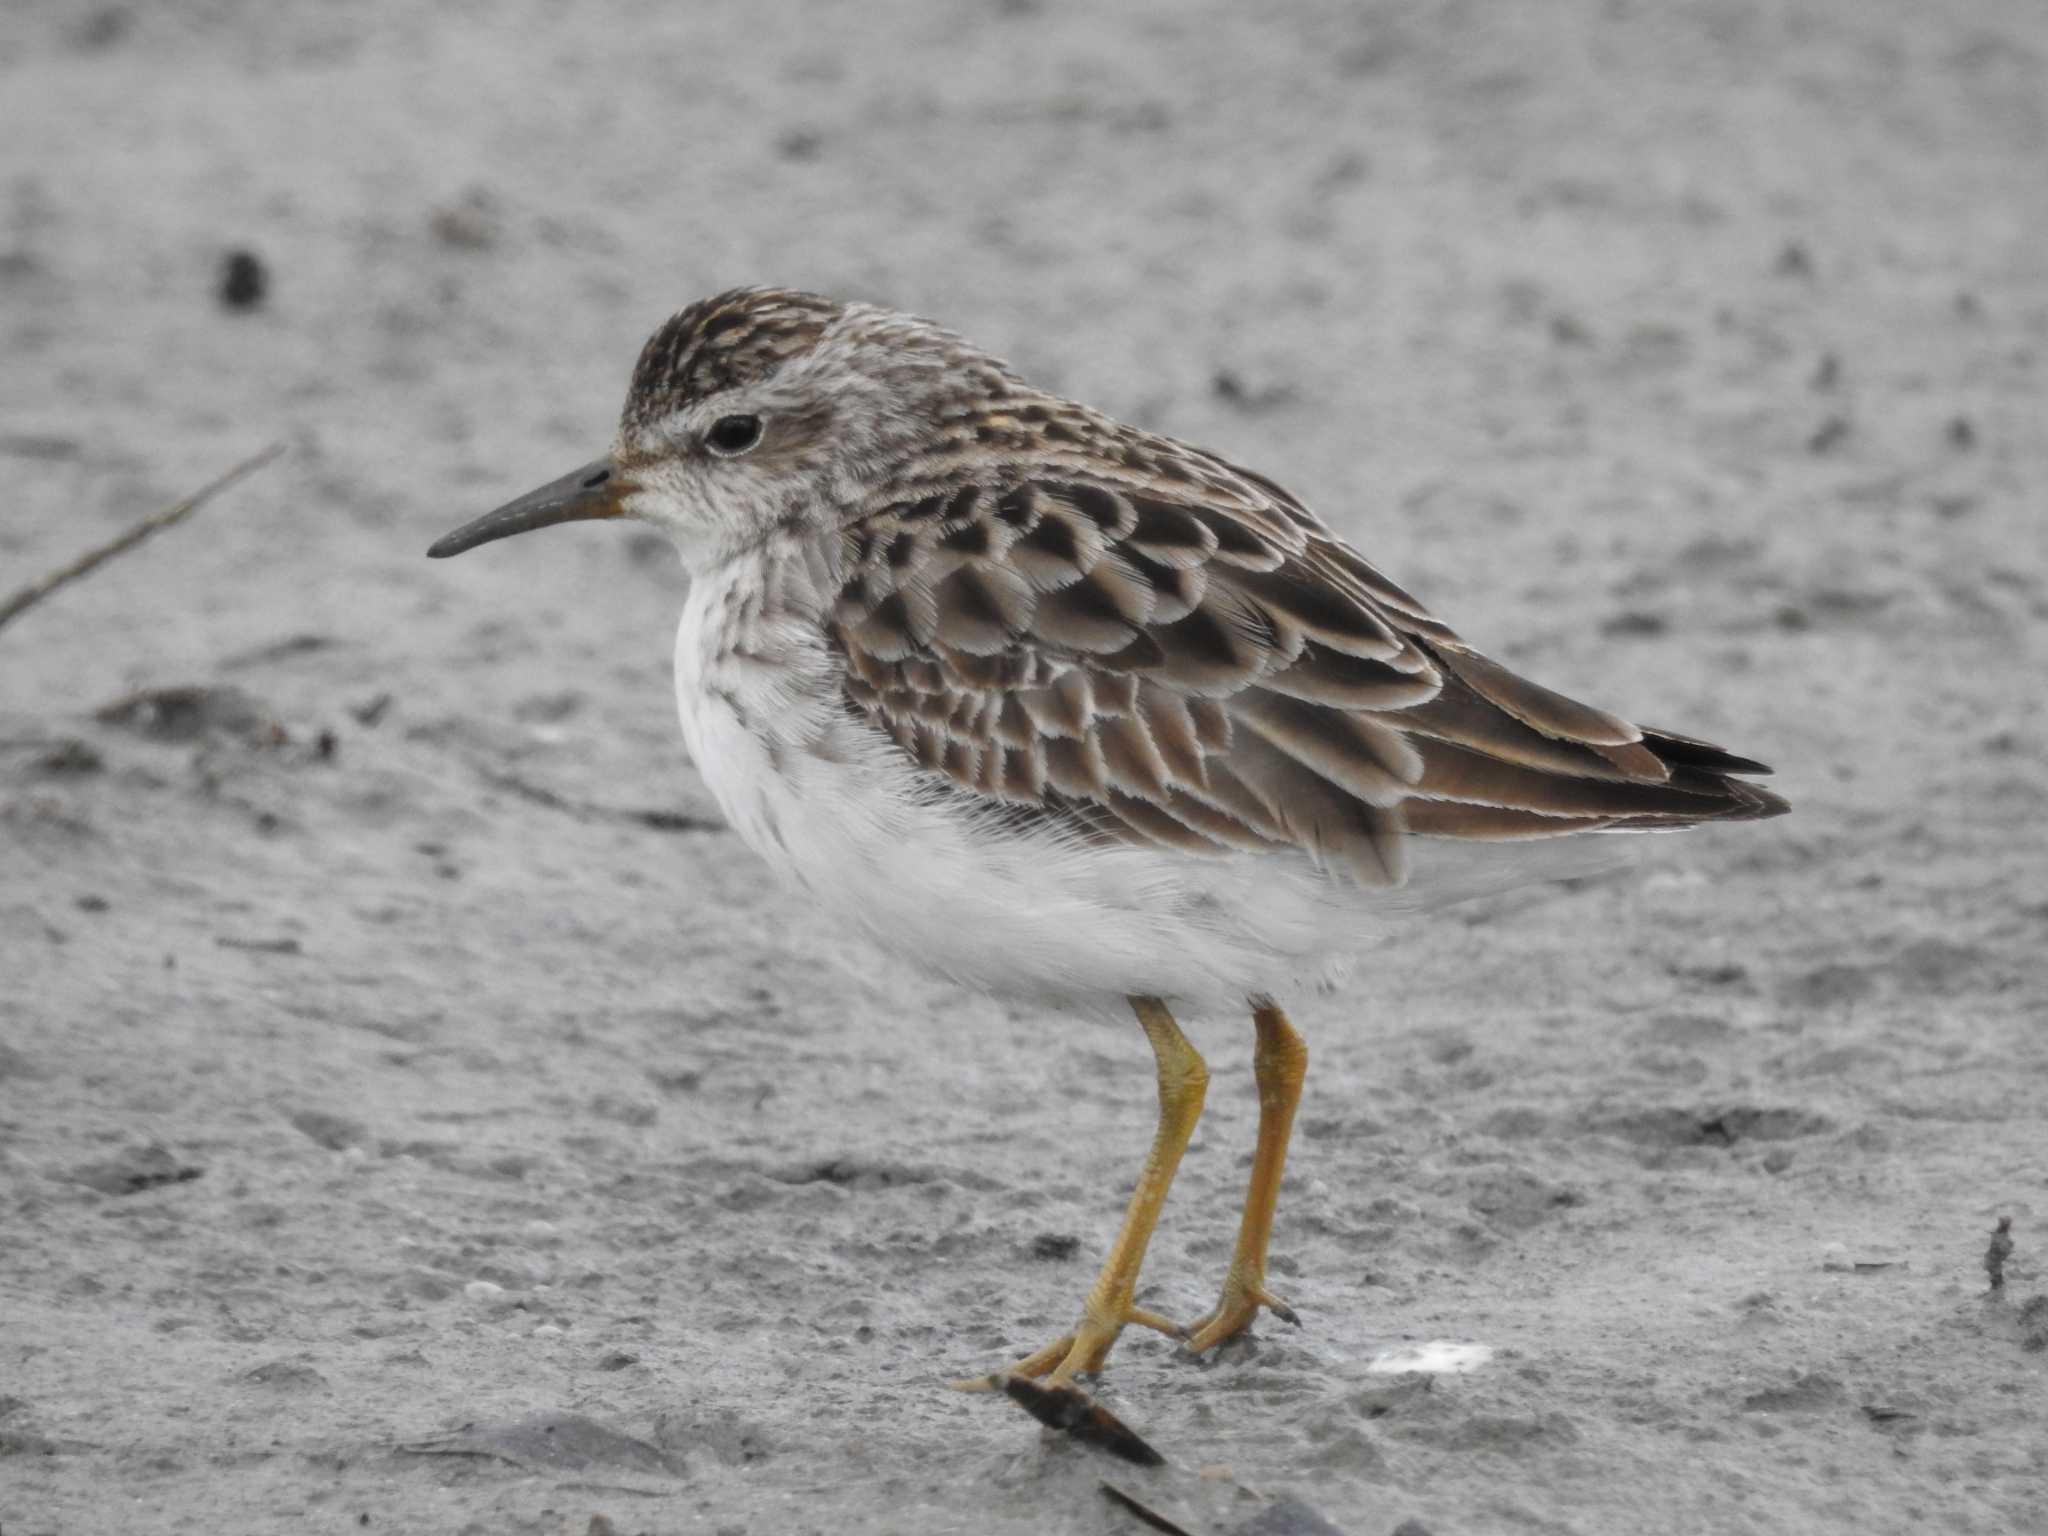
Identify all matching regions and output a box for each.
[706,414,764,456]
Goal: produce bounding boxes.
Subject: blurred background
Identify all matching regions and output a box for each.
[4,3,2045,1533]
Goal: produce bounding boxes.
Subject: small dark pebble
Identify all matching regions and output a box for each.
[75,894,109,913]
[1774,241,1814,277]
[1810,352,1840,391]
[1030,1232,1082,1262]
[350,693,393,728]
[219,249,267,311]
[1211,371,1297,413]
[1600,610,1667,638]
[776,128,824,161]
[1946,417,1976,450]
[1807,416,1850,454]
[596,1350,639,1371]
[430,191,501,250]
[316,728,338,761]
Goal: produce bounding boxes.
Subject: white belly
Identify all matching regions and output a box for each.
[670,562,1395,1013]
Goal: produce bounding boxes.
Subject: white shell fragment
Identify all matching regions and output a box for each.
[1365,1341,1496,1375]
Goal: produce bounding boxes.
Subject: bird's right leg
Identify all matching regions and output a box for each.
[954,995,1207,1388]
[1184,998,1306,1353]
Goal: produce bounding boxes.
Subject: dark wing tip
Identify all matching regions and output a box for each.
[1640,726,1778,780]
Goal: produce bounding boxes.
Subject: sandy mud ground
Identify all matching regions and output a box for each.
[4,2,2047,1531]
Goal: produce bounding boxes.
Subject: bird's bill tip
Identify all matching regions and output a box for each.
[426,458,630,558]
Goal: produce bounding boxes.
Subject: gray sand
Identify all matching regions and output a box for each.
[4,3,2045,1532]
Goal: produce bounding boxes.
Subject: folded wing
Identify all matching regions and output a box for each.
[828,425,1786,888]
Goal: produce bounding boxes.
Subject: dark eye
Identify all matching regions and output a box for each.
[706,414,763,456]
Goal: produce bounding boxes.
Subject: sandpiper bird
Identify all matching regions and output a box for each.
[429,288,1786,1389]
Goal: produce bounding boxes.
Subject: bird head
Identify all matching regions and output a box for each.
[427,287,1011,571]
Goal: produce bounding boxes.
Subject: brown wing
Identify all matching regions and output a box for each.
[828,445,1785,887]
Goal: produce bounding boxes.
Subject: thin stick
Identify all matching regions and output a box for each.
[0,441,288,635]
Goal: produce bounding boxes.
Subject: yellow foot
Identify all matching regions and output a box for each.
[1183,1276,1300,1355]
[951,1303,1186,1390]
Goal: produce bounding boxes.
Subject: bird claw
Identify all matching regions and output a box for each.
[949,1301,1188,1391]
[1183,1279,1298,1355]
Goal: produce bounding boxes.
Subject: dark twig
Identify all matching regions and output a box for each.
[995,1373,1165,1466]
[1099,1482,1195,1535]
[470,761,721,835]
[1987,1216,2014,1294]
[0,442,287,635]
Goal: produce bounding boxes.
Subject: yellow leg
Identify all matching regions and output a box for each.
[1184,999,1307,1354]
[956,996,1208,1388]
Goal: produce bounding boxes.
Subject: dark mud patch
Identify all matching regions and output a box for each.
[1592,1105,1835,1148]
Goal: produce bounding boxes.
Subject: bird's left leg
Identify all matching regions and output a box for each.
[1184,998,1307,1354]
[955,995,1206,1388]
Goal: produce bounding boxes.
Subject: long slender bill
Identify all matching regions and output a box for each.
[427,458,632,558]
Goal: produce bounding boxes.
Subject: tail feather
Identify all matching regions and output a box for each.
[1390,645,1787,842]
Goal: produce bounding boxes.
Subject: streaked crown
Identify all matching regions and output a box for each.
[621,288,850,433]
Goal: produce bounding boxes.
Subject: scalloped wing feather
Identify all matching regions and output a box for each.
[827,417,1784,889]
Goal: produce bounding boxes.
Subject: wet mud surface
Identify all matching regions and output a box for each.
[4,3,2046,1531]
